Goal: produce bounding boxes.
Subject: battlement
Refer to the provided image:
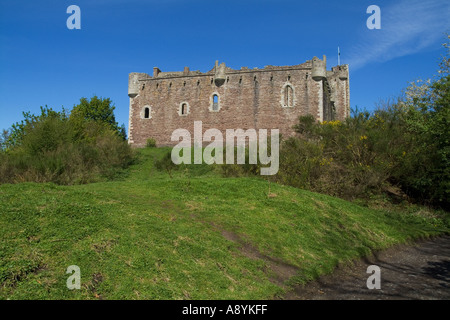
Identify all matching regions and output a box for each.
[132,60,315,82]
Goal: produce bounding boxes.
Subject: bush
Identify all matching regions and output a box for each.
[273,97,448,209]
[270,36,450,209]
[0,99,134,185]
[71,96,127,140]
[146,138,157,148]
[277,115,389,200]
[154,150,177,178]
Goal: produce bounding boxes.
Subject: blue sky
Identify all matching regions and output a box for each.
[0,0,449,134]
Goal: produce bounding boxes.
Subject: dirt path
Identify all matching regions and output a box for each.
[286,235,450,300]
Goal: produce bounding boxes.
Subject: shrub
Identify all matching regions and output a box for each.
[0,99,134,185]
[146,138,157,148]
[71,96,127,140]
[273,95,448,208]
[276,115,389,201]
[0,129,9,151]
[270,36,450,209]
[155,150,177,178]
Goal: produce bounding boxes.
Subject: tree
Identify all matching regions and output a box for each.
[394,34,450,208]
[0,99,133,185]
[0,129,9,151]
[4,106,65,150]
[71,96,126,140]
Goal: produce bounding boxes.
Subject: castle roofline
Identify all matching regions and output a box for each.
[138,60,318,81]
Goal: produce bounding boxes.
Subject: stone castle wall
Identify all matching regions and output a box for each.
[128,57,349,147]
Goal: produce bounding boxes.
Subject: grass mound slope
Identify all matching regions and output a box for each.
[1,148,448,299]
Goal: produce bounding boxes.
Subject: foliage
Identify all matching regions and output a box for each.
[277,114,390,200]
[71,96,126,140]
[223,35,450,210]
[146,138,157,148]
[4,106,67,150]
[0,97,134,185]
[0,129,9,151]
[273,36,450,209]
[154,150,177,178]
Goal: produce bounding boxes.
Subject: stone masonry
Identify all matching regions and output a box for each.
[128,56,349,147]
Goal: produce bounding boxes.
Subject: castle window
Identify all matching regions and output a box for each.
[179,102,190,116]
[285,85,293,107]
[280,83,295,108]
[141,105,151,119]
[210,94,220,112]
[213,95,219,111]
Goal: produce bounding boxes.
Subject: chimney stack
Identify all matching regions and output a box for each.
[153,67,161,78]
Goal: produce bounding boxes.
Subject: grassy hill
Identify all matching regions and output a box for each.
[1,147,448,299]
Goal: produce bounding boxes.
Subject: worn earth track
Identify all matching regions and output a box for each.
[193,211,449,300]
[285,235,450,300]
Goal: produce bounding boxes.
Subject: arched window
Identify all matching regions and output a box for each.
[284,85,294,107]
[179,102,190,116]
[142,106,151,119]
[280,83,295,108]
[181,103,187,115]
[279,83,295,108]
[212,94,219,111]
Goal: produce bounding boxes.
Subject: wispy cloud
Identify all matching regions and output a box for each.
[348,0,450,70]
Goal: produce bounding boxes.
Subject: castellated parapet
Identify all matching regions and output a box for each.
[128,56,350,147]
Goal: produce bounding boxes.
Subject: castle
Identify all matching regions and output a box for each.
[127,56,349,147]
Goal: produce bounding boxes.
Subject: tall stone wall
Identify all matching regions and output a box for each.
[128,57,349,147]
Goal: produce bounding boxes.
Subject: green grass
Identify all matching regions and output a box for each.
[1,147,448,299]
